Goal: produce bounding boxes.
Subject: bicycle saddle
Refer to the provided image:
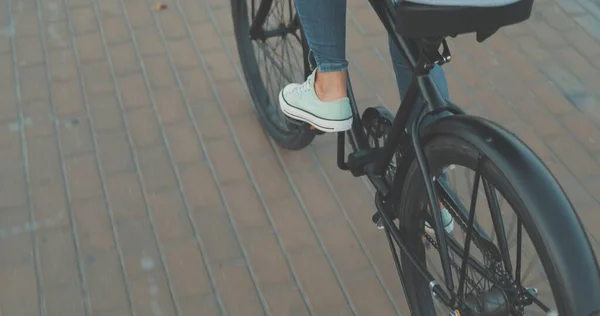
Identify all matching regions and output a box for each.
[395,0,534,42]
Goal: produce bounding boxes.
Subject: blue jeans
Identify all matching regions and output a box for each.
[295,0,450,101]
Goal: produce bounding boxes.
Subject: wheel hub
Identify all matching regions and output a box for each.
[448,285,539,316]
[463,285,510,316]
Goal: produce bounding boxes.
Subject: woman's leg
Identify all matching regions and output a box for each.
[278,0,353,132]
[296,0,348,100]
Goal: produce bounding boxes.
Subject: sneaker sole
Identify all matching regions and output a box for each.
[279,91,353,133]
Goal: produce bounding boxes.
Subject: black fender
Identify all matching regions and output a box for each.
[393,114,600,315]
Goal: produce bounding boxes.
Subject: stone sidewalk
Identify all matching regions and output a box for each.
[1,0,600,314]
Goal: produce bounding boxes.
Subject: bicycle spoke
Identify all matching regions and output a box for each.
[524,287,552,312]
[438,179,492,242]
[483,179,513,274]
[278,37,285,93]
[257,39,296,82]
[456,156,483,300]
[520,254,539,285]
[516,217,523,286]
[282,33,302,74]
[504,212,518,247]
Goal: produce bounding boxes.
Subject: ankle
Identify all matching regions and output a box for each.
[314,70,347,102]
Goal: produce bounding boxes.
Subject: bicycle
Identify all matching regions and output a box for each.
[230,0,600,314]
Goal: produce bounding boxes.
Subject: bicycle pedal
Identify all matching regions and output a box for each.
[284,116,305,126]
[283,117,325,135]
[309,124,326,135]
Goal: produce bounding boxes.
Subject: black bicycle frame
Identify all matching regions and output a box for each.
[338,0,460,306]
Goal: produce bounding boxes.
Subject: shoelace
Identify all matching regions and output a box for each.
[292,74,314,94]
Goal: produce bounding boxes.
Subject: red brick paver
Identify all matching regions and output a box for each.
[1,0,600,314]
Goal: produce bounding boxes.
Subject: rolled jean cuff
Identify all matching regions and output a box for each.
[317,62,349,72]
[309,50,348,72]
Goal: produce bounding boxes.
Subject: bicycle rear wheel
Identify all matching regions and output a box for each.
[395,116,600,315]
[231,0,315,150]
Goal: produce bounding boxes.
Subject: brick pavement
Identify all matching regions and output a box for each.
[0,0,599,314]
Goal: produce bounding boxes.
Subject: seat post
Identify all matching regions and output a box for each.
[410,37,451,113]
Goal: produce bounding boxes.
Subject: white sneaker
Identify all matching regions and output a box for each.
[278,69,353,132]
[425,204,455,235]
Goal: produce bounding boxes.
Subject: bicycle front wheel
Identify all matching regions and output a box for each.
[231,0,315,150]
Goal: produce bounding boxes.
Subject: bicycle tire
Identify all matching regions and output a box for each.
[396,115,600,315]
[231,0,316,150]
